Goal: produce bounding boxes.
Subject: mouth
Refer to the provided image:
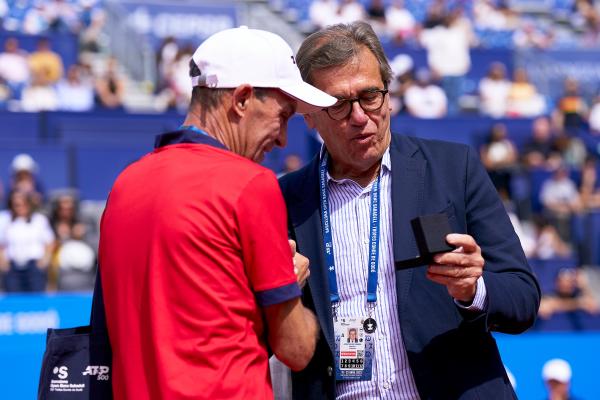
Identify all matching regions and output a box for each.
[352,133,375,144]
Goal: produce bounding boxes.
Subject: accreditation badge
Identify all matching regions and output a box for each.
[333,317,374,381]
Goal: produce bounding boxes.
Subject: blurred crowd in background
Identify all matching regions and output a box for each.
[0,0,600,335]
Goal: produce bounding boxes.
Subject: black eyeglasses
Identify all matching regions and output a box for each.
[323,89,388,121]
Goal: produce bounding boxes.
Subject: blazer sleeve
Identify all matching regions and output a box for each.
[463,145,541,334]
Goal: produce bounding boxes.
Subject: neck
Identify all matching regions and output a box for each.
[182,104,239,152]
[329,159,382,188]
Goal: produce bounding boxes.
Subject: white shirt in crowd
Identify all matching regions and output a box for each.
[404,84,447,119]
[420,25,471,77]
[0,211,55,266]
[479,77,511,118]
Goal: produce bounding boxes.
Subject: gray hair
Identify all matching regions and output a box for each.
[296,22,392,88]
[189,86,270,111]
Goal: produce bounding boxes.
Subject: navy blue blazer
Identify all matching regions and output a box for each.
[278,133,540,400]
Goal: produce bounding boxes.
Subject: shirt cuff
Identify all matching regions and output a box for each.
[454,276,488,312]
[256,282,301,307]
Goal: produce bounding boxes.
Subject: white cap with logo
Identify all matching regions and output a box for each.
[190,26,336,114]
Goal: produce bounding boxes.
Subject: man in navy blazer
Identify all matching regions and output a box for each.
[278,22,540,399]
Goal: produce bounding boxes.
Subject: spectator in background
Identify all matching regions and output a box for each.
[479,62,511,118]
[0,190,54,292]
[277,154,303,178]
[480,123,518,197]
[404,68,447,118]
[95,57,124,110]
[79,0,106,53]
[334,0,366,25]
[579,156,600,210]
[56,64,94,111]
[538,268,600,321]
[0,38,30,99]
[422,0,445,29]
[552,132,587,170]
[523,116,556,168]
[49,192,96,292]
[156,36,179,90]
[308,0,338,30]
[385,0,416,44]
[366,0,386,34]
[553,77,588,135]
[513,19,554,49]
[388,53,414,115]
[541,359,579,400]
[166,45,194,110]
[20,69,59,112]
[22,1,49,34]
[50,192,96,247]
[28,37,64,85]
[506,67,545,117]
[540,164,583,241]
[473,0,516,31]
[45,0,80,33]
[589,94,600,134]
[8,154,45,209]
[420,7,472,115]
[531,216,572,260]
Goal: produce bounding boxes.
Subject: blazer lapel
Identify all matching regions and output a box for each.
[390,135,426,314]
[289,158,335,353]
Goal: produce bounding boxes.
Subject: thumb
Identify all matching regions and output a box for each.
[288,239,297,256]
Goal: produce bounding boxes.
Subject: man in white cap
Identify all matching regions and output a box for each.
[542,358,577,400]
[98,26,336,399]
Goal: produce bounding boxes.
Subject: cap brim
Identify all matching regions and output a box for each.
[279,81,337,114]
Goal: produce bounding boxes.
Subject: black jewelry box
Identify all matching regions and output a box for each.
[395,213,455,269]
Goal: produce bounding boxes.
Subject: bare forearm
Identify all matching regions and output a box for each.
[265,299,319,371]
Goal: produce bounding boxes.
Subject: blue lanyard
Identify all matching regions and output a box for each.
[319,152,381,313]
[179,125,210,137]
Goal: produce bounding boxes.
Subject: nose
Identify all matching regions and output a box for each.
[348,100,369,125]
[276,124,288,148]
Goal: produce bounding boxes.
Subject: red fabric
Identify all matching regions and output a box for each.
[99,143,297,399]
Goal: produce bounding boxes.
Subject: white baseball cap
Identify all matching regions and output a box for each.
[11,153,37,173]
[542,358,572,383]
[190,26,336,114]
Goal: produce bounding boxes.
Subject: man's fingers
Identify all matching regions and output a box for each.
[433,252,484,270]
[427,264,481,279]
[446,233,479,253]
[289,239,297,256]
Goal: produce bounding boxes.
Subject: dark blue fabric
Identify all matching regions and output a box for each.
[3,260,46,292]
[154,129,228,151]
[256,282,301,307]
[278,132,541,400]
[38,268,112,399]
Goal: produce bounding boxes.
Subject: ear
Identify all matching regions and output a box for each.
[303,112,316,130]
[231,84,253,117]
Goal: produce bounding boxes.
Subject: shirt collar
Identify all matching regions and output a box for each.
[320,144,391,183]
[154,129,228,151]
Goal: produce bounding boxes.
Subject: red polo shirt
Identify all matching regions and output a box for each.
[99,132,300,399]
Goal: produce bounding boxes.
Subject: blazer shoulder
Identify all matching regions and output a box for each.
[391,132,472,163]
[278,157,318,202]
